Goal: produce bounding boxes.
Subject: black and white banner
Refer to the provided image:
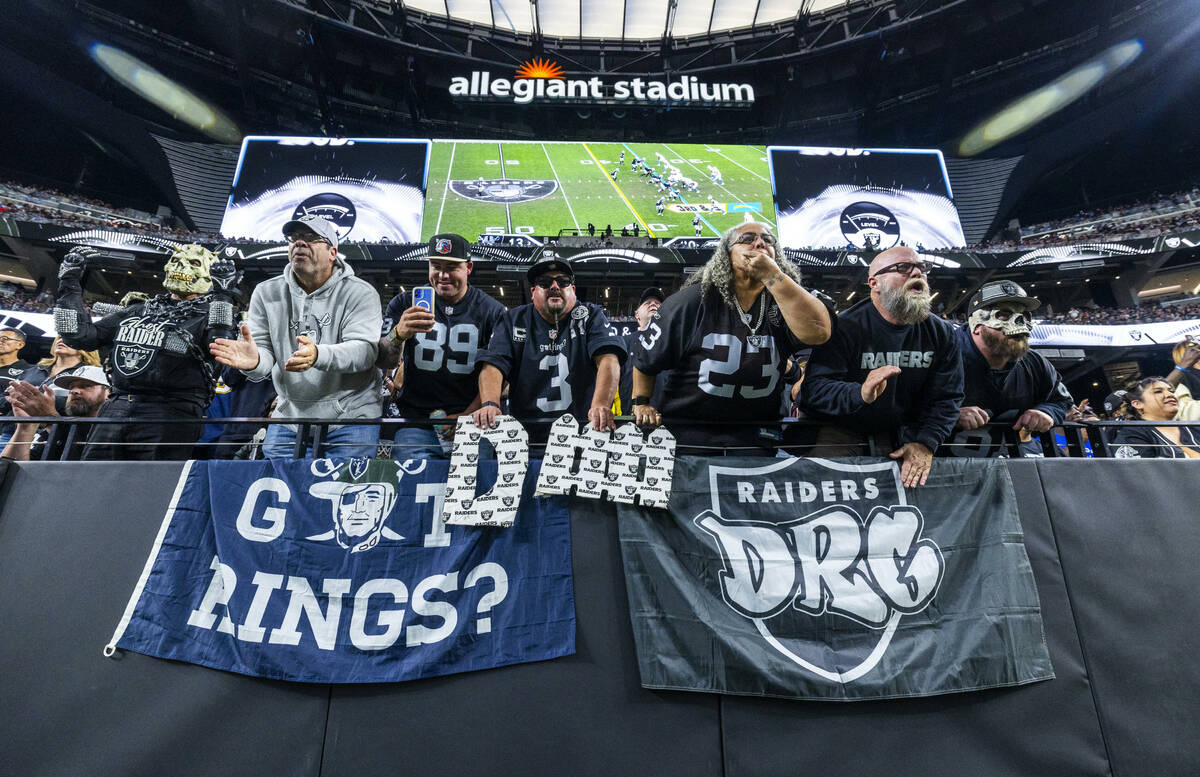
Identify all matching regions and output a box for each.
[616,456,1054,701]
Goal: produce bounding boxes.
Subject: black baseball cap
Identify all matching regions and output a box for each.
[526,257,575,285]
[1103,390,1128,416]
[640,286,666,304]
[426,233,472,262]
[968,280,1040,314]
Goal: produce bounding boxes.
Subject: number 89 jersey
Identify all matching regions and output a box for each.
[634,284,820,451]
[382,286,506,416]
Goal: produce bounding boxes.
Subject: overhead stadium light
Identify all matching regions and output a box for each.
[89,43,241,144]
[958,39,1143,156]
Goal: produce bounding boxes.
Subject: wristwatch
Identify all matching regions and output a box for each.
[631,396,651,406]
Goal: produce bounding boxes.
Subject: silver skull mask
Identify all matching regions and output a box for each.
[163,244,216,296]
[970,302,1034,336]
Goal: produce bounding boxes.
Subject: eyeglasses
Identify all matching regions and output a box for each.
[287,233,330,246]
[732,231,777,246]
[533,276,573,289]
[0,337,23,345]
[872,261,932,278]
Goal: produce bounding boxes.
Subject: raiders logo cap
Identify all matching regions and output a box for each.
[52,365,111,390]
[426,233,472,262]
[526,256,575,285]
[282,214,339,250]
[968,280,1040,314]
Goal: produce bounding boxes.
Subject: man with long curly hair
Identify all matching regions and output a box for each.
[630,221,832,455]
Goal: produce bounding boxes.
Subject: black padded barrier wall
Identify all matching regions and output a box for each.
[0,460,1197,777]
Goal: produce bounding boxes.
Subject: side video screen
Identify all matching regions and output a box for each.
[220,137,430,243]
[769,146,966,250]
[422,140,776,241]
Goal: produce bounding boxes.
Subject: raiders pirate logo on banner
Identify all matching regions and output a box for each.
[449,179,558,204]
[840,201,901,249]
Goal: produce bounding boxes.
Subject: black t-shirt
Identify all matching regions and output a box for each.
[0,359,32,386]
[940,325,1074,458]
[1111,424,1200,459]
[382,286,506,417]
[478,301,626,437]
[634,283,820,453]
[800,299,964,453]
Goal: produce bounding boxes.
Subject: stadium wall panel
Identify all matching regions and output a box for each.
[0,459,1196,777]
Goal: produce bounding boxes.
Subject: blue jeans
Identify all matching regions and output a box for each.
[392,426,448,461]
[262,422,380,460]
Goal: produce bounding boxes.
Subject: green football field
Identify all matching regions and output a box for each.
[421,140,776,241]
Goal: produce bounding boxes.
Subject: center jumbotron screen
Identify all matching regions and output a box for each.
[422,140,775,240]
[769,146,966,251]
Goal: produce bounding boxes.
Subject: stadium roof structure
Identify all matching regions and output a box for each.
[400,0,852,40]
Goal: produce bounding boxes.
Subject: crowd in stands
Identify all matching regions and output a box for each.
[974,186,1200,252]
[1042,301,1200,325]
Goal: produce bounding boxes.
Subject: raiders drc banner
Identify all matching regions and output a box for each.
[106,458,574,683]
[616,456,1053,701]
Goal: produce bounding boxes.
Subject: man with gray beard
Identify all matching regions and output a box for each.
[941,280,1072,458]
[800,246,963,486]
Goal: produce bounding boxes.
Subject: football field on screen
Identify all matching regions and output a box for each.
[422,141,776,241]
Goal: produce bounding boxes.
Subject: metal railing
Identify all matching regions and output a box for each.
[4,415,1200,461]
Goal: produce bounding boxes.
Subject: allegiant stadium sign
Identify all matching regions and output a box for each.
[449,59,755,107]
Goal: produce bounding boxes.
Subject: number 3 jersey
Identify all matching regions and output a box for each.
[477,301,627,433]
[633,283,821,453]
[382,286,506,417]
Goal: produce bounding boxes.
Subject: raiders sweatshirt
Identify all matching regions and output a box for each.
[800,298,963,452]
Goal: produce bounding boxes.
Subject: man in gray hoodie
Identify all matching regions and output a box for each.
[210,214,381,458]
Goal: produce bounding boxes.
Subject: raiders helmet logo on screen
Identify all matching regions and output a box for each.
[292,193,357,240]
[449,179,558,203]
[840,201,901,249]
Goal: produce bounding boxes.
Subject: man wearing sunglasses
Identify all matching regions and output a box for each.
[473,257,626,445]
[211,214,382,459]
[801,246,964,487]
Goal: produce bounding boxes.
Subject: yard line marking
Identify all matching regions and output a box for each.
[542,143,581,233]
[498,142,512,233]
[434,141,456,234]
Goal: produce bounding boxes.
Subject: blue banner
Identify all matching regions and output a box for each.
[109,458,574,683]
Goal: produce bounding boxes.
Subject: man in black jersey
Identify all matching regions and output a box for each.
[631,222,833,455]
[54,244,240,460]
[944,280,1071,457]
[472,257,626,444]
[615,286,665,416]
[378,233,506,460]
[801,246,963,486]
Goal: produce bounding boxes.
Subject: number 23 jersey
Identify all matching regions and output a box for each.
[633,283,820,448]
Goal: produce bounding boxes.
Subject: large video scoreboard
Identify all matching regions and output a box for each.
[219,136,966,250]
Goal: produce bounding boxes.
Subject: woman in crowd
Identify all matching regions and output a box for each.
[0,336,101,446]
[1111,377,1200,459]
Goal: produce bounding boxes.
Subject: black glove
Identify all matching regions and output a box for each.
[58,247,99,282]
[209,256,241,296]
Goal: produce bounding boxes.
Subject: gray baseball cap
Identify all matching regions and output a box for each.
[52,365,111,390]
[282,214,339,250]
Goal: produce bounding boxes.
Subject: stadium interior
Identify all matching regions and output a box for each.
[3,0,1200,413]
[4,3,1200,777]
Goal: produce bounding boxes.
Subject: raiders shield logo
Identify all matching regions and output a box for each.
[113,344,155,377]
[449,179,559,203]
[840,201,900,249]
[696,457,944,683]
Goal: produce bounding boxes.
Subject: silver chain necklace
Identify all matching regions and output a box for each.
[736,292,766,336]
